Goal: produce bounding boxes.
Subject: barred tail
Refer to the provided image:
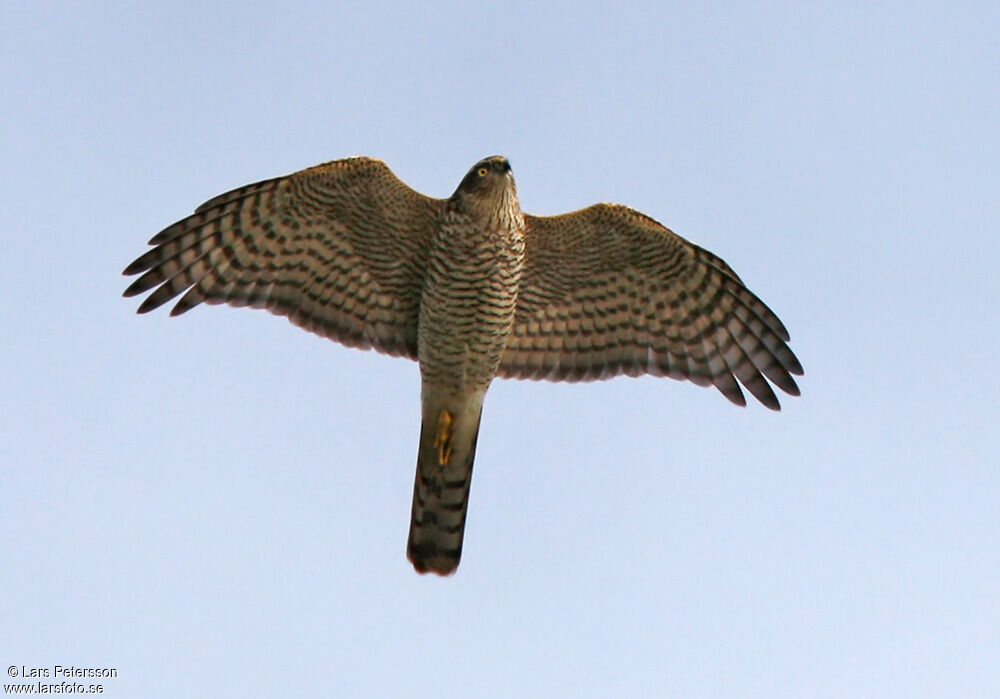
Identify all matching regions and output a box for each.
[407,396,484,575]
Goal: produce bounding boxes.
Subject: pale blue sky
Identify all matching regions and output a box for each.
[2,2,998,697]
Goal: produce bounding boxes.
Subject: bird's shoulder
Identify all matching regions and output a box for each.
[522,201,689,274]
[193,156,443,216]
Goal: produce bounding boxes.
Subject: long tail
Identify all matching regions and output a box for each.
[407,395,484,575]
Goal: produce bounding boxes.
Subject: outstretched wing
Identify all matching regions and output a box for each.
[123,157,443,358]
[498,203,803,409]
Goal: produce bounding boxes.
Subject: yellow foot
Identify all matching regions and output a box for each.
[434,408,454,465]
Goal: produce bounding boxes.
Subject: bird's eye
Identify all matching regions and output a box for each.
[477,167,488,177]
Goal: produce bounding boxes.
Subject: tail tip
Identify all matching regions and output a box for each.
[407,543,461,576]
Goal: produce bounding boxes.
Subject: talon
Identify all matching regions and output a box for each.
[434,409,454,465]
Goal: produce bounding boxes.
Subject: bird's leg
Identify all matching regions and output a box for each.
[434,408,454,465]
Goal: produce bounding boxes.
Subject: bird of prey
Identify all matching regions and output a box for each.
[123,155,802,575]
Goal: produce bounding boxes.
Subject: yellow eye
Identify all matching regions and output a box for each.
[477,167,488,177]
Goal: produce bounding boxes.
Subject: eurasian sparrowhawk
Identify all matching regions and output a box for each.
[123,155,803,575]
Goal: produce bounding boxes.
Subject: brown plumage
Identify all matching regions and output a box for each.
[123,155,803,575]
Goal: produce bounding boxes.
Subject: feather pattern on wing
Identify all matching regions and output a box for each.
[123,157,442,358]
[497,204,803,409]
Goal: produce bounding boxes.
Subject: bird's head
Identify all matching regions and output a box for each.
[451,156,518,215]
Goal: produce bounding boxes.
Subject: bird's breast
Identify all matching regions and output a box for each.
[416,215,526,391]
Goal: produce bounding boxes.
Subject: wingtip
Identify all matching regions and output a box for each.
[718,384,748,408]
[122,280,144,298]
[783,378,801,398]
[135,296,161,314]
